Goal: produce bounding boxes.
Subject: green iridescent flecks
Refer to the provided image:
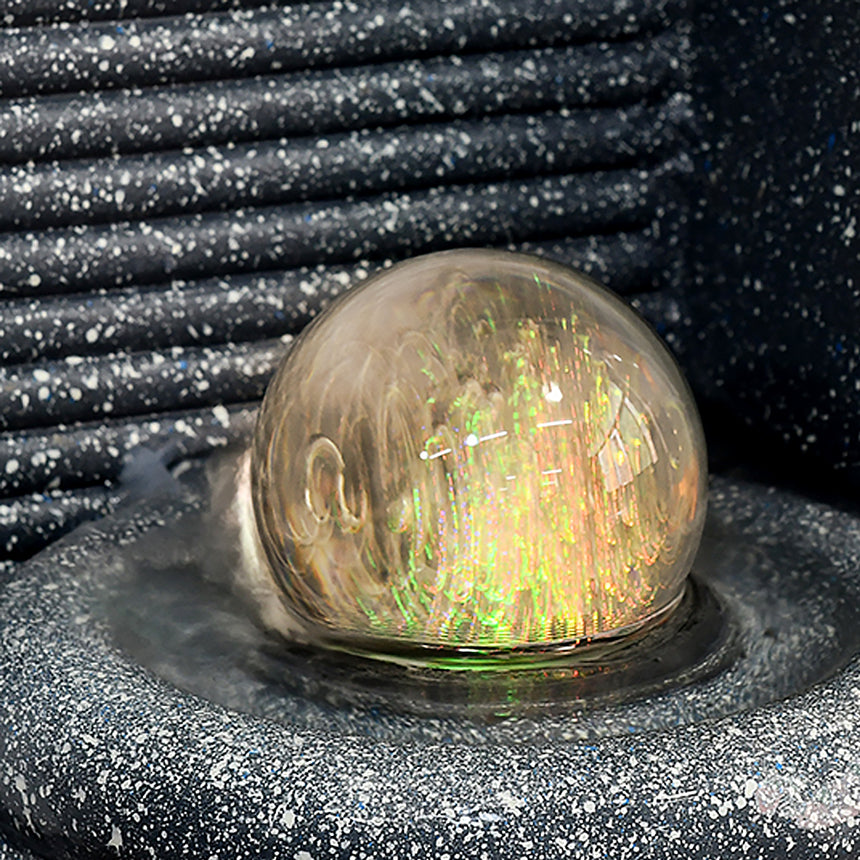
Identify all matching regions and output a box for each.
[251,250,706,660]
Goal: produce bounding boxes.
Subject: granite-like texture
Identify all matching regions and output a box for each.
[1,474,859,859]
[0,167,676,298]
[0,102,689,231]
[2,0,265,27]
[0,0,688,98]
[0,835,39,860]
[1,3,858,858]
[0,36,687,164]
[0,234,663,366]
[680,0,860,483]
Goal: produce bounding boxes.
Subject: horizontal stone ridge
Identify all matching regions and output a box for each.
[1,0,690,98]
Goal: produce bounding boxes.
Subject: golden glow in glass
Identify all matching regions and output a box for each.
[250,250,706,657]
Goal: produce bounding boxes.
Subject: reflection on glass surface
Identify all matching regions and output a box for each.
[250,250,706,660]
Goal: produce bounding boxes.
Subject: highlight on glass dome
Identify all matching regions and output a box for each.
[242,249,707,666]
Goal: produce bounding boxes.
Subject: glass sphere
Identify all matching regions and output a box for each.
[250,250,706,659]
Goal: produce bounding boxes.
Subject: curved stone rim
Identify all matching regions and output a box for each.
[1,475,859,860]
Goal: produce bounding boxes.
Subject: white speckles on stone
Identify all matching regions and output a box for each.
[0,474,847,857]
[211,405,230,427]
[0,3,854,855]
[107,824,123,850]
[685,0,860,476]
[12,773,34,829]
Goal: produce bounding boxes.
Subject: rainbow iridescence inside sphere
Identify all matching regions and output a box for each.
[251,250,706,656]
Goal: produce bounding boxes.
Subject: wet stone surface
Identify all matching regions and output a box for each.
[1,469,860,858]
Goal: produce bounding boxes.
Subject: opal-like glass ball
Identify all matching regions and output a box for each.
[251,250,706,657]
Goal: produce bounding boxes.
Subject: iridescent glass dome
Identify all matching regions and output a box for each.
[250,250,706,658]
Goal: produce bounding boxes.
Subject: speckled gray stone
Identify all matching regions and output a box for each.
[0,404,257,498]
[0,101,690,231]
[0,168,673,298]
[0,0,689,98]
[1,4,858,857]
[0,35,687,164]
[678,0,860,483]
[1,233,664,367]
[0,485,120,561]
[1,473,859,859]
[0,834,39,860]
[0,340,285,431]
[2,0,265,27]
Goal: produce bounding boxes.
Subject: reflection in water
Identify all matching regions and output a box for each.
[104,466,860,745]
